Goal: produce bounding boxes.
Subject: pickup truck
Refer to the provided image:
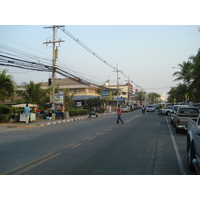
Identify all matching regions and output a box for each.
[187,114,200,173]
[173,107,199,133]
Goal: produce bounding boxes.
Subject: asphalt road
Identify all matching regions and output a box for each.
[0,110,197,175]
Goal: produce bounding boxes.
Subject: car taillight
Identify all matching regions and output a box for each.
[177,119,180,124]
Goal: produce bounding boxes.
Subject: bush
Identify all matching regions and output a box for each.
[0,114,10,123]
[68,109,89,116]
[98,108,105,113]
[0,105,11,114]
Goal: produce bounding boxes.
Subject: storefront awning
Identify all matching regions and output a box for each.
[72,95,99,100]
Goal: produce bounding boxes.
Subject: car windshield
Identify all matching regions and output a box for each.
[178,108,199,114]
[148,106,153,108]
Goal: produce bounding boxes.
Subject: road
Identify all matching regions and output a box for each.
[0,110,197,175]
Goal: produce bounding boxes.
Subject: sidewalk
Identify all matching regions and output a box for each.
[0,115,89,130]
[0,112,116,130]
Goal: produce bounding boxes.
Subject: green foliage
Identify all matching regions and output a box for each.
[148,92,161,104]
[170,50,200,102]
[98,108,105,113]
[20,81,48,104]
[0,70,15,102]
[86,97,105,108]
[68,109,89,116]
[0,104,11,114]
[0,114,10,123]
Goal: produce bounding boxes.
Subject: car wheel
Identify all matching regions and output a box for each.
[166,111,171,116]
[187,140,196,171]
[175,127,179,133]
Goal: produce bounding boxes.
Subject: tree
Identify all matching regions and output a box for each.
[167,83,188,103]
[173,60,194,102]
[189,51,200,102]
[173,61,193,85]
[0,70,15,103]
[135,91,146,104]
[20,81,48,104]
[148,92,160,104]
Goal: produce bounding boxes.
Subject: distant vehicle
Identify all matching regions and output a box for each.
[187,113,200,173]
[121,106,130,112]
[146,105,155,112]
[173,107,199,133]
[155,103,165,109]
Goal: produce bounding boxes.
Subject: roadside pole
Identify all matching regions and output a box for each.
[43,25,64,120]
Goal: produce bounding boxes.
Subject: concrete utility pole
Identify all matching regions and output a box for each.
[114,64,122,106]
[43,25,65,120]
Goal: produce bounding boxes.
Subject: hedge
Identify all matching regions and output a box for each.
[0,114,10,123]
[68,109,89,116]
[0,105,11,114]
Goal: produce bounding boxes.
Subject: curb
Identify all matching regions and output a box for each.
[3,116,89,129]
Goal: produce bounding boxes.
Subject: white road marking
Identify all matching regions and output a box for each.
[165,116,186,175]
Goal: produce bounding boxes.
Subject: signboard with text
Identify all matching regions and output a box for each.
[102,91,112,101]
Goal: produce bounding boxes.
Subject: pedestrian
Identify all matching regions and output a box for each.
[61,105,65,119]
[24,104,30,124]
[37,107,41,116]
[116,104,124,124]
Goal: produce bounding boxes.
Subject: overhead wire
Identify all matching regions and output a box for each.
[58,26,145,90]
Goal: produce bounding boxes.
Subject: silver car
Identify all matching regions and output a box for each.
[146,105,155,112]
[170,105,189,125]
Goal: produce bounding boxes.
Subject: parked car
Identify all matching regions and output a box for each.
[121,106,130,112]
[173,107,199,133]
[187,113,200,173]
[170,105,189,125]
[159,104,174,116]
[146,105,155,112]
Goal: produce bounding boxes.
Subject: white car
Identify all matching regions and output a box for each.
[146,105,155,112]
[121,106,130,112]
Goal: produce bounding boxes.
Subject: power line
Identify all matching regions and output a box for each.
[59,27,145,90]
[59,27,117,71]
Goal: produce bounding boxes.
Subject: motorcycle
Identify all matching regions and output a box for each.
[89,107,98,118]
[142,107,145,114]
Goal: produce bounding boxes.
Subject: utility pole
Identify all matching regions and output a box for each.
[113,65,122,106]
[43,25,65,120]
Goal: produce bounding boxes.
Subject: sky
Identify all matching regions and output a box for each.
[0,1,200,99]
[1,25,199,97]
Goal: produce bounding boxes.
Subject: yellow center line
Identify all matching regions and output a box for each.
[87,136,96,140]
[82,136,91,140]
[64,143,76,148]
[71,143,82,149]
[12,153,62,175]
[1,153,54,175]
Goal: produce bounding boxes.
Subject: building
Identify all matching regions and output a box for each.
[40,78,100,101]
[105,81,134,99]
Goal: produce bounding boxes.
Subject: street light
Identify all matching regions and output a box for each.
[172,66,180,69]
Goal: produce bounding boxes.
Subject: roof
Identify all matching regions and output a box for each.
[41,78,99,89]
[72,95,99,100]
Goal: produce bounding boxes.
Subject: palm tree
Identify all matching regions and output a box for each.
[173,61,193,85]
[173,61,193,101]
[168,83,188,103]
[0,70,15,103]
[189,51,200,102]
[21,81,48,104]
